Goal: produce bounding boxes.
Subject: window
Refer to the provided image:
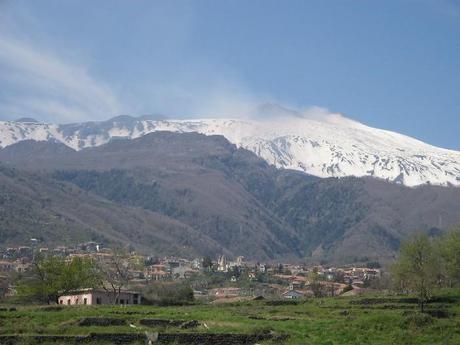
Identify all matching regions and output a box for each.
[96,297,101,305]
[83,298,87,305]
[133,294,139,305]
[119,299,124,305]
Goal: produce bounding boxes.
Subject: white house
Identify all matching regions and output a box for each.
[58,288,141,306]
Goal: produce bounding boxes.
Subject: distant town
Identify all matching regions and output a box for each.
[0,239,383,304]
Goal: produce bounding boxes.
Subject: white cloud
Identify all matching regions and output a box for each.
[0,37,125,123]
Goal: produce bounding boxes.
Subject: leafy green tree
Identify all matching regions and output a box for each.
[438,227,460,287]
[60,257,101,293]
[16,255,100,304]
[391,233,439,312]
[17,256,65,304]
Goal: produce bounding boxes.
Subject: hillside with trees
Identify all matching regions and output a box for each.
[1,132,460,262]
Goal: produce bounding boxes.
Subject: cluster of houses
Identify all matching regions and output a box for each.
[271,266,382,299]
[0,241,382,304]
[144,257,200,281]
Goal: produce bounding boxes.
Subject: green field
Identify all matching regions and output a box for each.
[1,291,460,345]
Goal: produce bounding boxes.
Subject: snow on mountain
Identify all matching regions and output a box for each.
[1,106,459,187]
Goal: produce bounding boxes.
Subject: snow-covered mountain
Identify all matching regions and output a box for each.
[1,106,460,187]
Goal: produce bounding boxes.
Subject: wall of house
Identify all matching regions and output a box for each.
[92,291,139,305]
[58,291,140,305]
[58,293,93,305]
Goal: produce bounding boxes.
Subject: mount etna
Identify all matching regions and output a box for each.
[1,116,459,263]
[1,105,460,187]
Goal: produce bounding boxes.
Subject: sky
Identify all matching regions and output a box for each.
[0,0,459,149]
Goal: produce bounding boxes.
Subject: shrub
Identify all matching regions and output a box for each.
[401,312,434,328]
[142,281,194,306]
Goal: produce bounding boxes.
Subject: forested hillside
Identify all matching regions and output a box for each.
[1,132,460,263]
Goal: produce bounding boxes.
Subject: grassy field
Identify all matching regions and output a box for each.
[1,290,459,344]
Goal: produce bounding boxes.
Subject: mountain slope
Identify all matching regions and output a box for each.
[273,176,460,262]
[1,107,459,186]
[2,132,460,263]
[0,133,303,260]
[0,166,228,257]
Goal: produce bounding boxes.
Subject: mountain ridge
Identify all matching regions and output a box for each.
[1,106,459,187]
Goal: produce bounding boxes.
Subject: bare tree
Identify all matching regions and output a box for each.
[308,272,326,298]
[97,248,130,304]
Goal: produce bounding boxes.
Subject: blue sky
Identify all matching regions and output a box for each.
[0,0,459,149]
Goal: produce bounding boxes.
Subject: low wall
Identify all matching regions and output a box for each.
[78,317,127,326]
[139,319,199,329]
[0,331,285,345]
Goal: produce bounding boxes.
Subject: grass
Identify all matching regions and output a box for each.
[1,290,460,344]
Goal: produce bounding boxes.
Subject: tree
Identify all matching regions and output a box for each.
[438,227,460,287]
[391,233,439,312]
[227,265,241,279]
[308,271,326,298]
[16,256,65,304]
[202,256,213,272]
[16,255,99,304]
[96,249,130,305]
[60,257,101,294]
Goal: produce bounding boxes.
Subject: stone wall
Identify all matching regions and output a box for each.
[0,331,285,345]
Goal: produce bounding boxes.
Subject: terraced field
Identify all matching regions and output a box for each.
[1,291,459,344]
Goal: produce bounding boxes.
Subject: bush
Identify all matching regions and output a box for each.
[401,312,434,328]
[142,281,194,306]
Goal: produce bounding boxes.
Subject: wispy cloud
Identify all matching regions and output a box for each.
[0,35,262,123]
[0,2,269,123]
[0,35,343,125]
[0,37,125,123]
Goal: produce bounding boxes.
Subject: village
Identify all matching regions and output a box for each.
[0,239,383,305]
